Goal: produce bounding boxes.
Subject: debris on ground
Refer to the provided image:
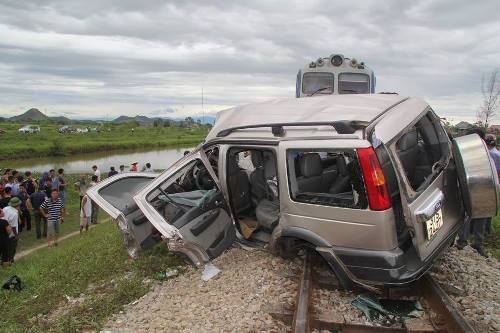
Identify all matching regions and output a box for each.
[352,293,423,326]
[201,263,220,281]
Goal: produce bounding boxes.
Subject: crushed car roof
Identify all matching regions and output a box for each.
[206,94,407,141]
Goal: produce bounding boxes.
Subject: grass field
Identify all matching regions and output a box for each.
[0,172,183,332]
[0,222,182,332]
[0,122,209,162]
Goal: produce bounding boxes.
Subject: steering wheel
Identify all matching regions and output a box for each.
[193,163,213,190]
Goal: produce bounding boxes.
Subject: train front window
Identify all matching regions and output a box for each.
[302,72,334,95]
[338,73,369,94]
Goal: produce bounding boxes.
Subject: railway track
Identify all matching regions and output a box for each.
[269,252,476,333]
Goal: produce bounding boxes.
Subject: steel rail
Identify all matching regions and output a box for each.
[292,251,312,333]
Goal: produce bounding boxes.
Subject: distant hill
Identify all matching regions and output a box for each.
[5,108,216,125]
[113,114,216,126]
[10,108,48,122]
[7,108,72,124]
[113,115,156,125]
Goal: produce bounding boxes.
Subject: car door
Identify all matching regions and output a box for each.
[376,105,462,261]
[86,173,159,258]
[134,149,236,268]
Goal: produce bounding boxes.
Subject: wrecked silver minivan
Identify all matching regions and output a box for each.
[87,94,498,289]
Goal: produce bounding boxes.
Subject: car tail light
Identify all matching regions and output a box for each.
[357,147,392,211]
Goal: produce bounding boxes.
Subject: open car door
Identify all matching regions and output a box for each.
[134,149,236,267]
[86,173,159,258]
[375,103,498,261]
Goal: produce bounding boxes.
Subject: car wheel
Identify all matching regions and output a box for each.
[452,134,499,218]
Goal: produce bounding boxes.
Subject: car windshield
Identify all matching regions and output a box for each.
[338,73,369,94]
[302,72,334,95]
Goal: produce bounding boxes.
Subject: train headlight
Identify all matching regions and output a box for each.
[330,54,344,66]
[350,58,358,67]
[317,58,324,66]
[309,61,316,68]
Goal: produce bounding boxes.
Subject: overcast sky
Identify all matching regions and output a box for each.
[0,0,499,123]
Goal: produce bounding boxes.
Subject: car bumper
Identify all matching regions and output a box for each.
[321,221,462,286]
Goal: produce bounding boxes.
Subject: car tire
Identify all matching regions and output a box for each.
[452,134,499,218]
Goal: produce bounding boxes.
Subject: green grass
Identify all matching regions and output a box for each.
[0,122,208,162]
[485,215,500,260]
[0,222,183,332]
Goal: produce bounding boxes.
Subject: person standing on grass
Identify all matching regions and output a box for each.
[130,162,138,172]
[0,186,13,209]
[89,175,99,224]
[3,197,20,263]
[92,165,101,182]
[11,175,22,196]
[74,175,87,210]
[57,168,67,205]
[80,194,91,234]
[23,171,37,195]
[108,166,118,178]
[40,189,65,247]
[43,178,53,198]
[39,171,49,189]
[50,169,59,191]
[16,184,31,232]
[119,165,125,173]
[28,186,47,239]
[4,175,15,194]
[0,208,14,266]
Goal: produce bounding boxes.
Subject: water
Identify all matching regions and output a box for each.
[7,146,194,174]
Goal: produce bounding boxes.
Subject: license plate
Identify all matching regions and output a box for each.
[425,209,443,240]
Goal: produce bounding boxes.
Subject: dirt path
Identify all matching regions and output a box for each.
[15,218,111,260]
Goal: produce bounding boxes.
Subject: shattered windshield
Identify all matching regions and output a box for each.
[302,72,334,95]
[339,73,369,94]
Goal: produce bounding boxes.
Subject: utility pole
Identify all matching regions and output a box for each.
[202,85,205,124]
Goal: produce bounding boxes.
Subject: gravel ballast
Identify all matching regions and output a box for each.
[104,245,499,332]
[104,247,300,332]
[430,246,500,333]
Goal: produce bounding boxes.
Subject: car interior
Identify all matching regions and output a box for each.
[395,111,450,191]
[287,150,366,209]
[226,148,280,244]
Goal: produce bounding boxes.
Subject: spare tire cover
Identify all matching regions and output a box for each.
[452,134,499,218]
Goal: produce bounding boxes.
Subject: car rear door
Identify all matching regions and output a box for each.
[86,173,159,257]
[373,101,462,261]
[134,149,236,267]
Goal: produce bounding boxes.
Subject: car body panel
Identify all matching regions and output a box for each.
[133,149,235,267]
[278,139,399,251]
[85,172,159,257]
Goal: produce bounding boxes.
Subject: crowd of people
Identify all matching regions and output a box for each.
[0,161,156,267]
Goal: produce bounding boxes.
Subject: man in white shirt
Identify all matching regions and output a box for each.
[3,197,20,263]
[92,165,101,182]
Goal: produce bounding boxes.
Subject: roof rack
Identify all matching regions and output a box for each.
[216,121,368,138]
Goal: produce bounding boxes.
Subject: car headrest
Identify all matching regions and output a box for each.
[251,151,264,168]
[337,155,348,176]
[398,130,418,151]
[263,152,277,178]
[228,154,241,175]
[299,153,323,178]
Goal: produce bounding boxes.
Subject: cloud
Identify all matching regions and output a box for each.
[0,0,499,123]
